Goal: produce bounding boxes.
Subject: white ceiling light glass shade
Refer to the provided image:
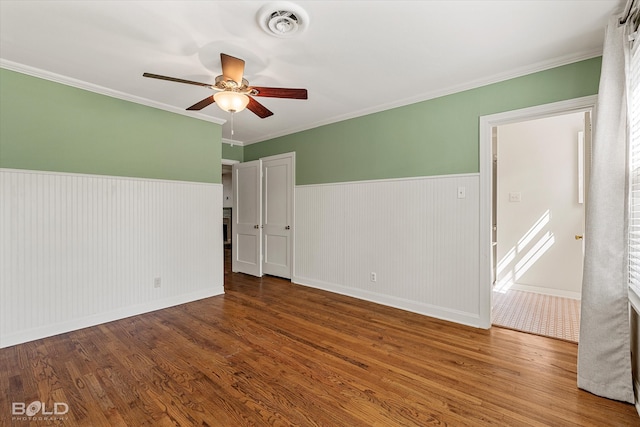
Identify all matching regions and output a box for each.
[214,91,250,113]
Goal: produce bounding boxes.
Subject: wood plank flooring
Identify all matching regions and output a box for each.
[1,268,638,426]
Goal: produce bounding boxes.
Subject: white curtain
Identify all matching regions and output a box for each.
[577,15,634,403]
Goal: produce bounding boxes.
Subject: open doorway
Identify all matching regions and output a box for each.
[478,95,597,334]
[491,111,589,342]
[222,159,238,275]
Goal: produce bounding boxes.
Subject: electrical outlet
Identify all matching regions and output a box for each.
[154,277,161,288]
[370,272,377,282]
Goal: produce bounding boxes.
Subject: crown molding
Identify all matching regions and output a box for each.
[2,47,603,147]
[222,138,246,147]
[241,49,603,145]
[0,59,226,126]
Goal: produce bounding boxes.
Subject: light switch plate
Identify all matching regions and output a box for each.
[509,192,522,202]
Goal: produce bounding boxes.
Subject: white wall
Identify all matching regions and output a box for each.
[0,169,224,348]
[496,113,585,298]
[293,173,482,327]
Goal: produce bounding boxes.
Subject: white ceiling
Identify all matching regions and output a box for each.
[0,1,624,145]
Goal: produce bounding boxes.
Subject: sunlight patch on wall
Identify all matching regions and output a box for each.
[495,210,554,293]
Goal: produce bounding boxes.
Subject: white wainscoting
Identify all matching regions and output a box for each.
[0,169,224,348]
[293,173,481,327]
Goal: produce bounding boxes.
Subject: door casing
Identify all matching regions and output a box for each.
[478,95,597,328]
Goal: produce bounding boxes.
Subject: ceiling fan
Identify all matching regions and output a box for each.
[143,53,308,118]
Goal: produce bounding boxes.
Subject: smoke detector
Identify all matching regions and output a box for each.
[258,2,309,38]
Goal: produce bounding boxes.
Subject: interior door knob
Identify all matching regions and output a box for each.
[254,225,260,229]
[285,225,290,230]
[575,235,583,240]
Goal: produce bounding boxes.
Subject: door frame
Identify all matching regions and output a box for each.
[222,158,239,209]
[478,95,597,328]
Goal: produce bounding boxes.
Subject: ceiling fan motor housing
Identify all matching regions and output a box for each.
[214,75,250,93]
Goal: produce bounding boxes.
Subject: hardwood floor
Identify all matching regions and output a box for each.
[1,268,638,426]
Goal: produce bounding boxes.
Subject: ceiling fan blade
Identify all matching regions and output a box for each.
[246,96,274,119]
[143,72,212,88]
[220,53,245,84]
[186,95,215,111]
[251,87,308,99]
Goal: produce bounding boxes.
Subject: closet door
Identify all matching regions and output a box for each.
[262,153,294,279]
[232,160,262,277]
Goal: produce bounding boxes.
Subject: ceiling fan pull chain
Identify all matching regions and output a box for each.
[230,112,235,146]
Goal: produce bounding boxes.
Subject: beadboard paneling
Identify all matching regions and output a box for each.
[0,169,223,348]
[293,174,481,326]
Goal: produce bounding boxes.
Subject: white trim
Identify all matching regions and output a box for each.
[222,138,247,146]
[243,50,603,145]
[296,172,480,188]
[0,59,226,126]
[2,52,603,147]
[294,173,481,326]
[0,169,224,349]
[292,275,482,328]
[505,284,581,300]
[0,288,224,349]
[578,131,585,204]
[259,152,296,164]
[479,95,598,329]
[0,167,220,186]
[221,159,240,166]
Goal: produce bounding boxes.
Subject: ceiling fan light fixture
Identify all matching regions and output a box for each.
[214,91,250,113]
[258,2,309,38]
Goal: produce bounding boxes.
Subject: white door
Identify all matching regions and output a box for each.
[232,160,262,277]
[262,153,294,279]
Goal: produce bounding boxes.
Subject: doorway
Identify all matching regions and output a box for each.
[478,95,598,330]
[222,159,239,275]
[491,111,589,341]
[231,152,295,279]
[494,112,587,297]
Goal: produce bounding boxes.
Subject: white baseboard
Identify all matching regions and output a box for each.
[292,275,482,328]
[0,287,224,349]
[294,174,485,329]
[1,169,224,349]
[507,283,581,300]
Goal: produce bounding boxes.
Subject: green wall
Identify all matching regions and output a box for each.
[245,57,602,185]
[0,68,222,183]
[222,142,244,162]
